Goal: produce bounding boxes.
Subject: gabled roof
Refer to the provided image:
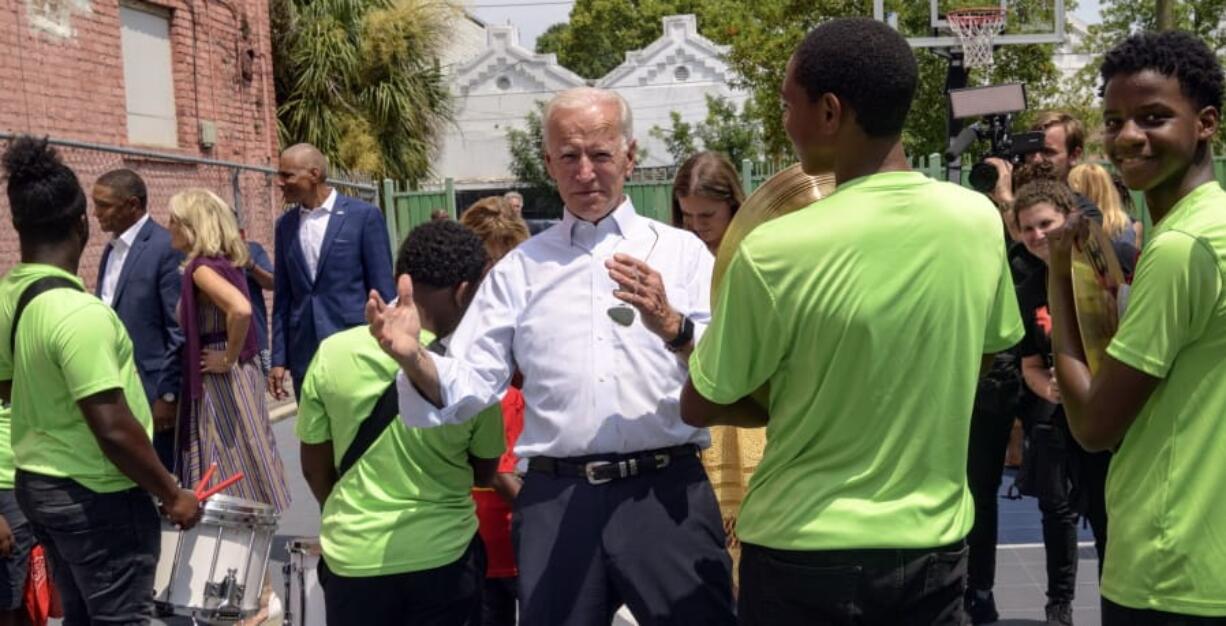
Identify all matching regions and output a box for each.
[597,14,734,89]
[451,25,586,97]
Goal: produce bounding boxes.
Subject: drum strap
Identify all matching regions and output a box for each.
[337,381,400,477]
[337,340,444,476]
[6,275,84,371]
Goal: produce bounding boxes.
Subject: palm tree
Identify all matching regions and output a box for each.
[272,0,455,183]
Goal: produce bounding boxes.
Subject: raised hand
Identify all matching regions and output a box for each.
[367,274,423,369]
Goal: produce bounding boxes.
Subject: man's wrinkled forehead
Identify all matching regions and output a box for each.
[548,103,624,144]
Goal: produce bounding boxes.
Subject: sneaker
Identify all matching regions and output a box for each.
[1045,601,1074,626]
[964,589,999,624]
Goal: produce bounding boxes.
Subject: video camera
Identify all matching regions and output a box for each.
[945,83,1046,194]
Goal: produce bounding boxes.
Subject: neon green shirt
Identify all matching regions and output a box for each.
[0,264,151,493]
[296,326,505,578]
[0,406,12,490]
[1102,182,1226,616]
[691,171,1023,551]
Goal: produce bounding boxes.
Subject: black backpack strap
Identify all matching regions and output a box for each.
[335,339,443,477]
[337,382,400,477]
[9,276,84,357]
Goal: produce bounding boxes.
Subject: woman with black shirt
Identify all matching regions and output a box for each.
[1013,180,1112,626]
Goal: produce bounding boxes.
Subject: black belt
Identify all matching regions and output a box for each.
[527,444,698,485]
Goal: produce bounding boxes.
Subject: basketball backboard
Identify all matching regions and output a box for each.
[873,0,1065,50]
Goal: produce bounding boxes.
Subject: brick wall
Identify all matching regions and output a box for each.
[0,0,282,285]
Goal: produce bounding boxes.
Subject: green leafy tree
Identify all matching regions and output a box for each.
[535,0,715,79]
[650,95,763,165]
[506,102,554,190]
[272,0,455,182]
[704,0,1062,161]
[649,111,699,164]
[696,95,763,165]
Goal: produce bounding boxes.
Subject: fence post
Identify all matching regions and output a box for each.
[741,159,753,194]
[445,178,457,218]
[382,179,398,251]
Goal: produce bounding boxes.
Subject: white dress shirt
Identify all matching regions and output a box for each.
[396,199,714,458]
[100,213,150,307]
[298,188,338,280]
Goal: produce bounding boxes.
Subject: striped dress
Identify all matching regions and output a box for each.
[178,298,291,513]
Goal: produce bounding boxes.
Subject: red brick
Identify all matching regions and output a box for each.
[0,0,281,287]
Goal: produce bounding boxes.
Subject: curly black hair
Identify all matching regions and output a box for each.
[1100,30,1224,112]
[2,135,86,242]
[395,220,488,289]
[792,17,918,138]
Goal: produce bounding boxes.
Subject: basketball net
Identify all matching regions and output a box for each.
[947,7,1007,69]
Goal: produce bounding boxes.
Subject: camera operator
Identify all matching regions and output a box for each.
[965,111,1088,625]
[984,111,1104,232]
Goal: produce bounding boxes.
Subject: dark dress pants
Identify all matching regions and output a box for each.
[512,452,735,626]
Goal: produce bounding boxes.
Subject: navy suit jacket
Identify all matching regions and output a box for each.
[96,218,186,404]
[272,193,395,379]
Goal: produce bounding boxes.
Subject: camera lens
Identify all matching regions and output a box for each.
[969,161,999,194]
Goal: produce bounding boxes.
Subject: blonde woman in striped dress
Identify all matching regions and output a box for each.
[167,189,290,624]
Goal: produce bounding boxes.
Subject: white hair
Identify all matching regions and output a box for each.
[540,87,634,149]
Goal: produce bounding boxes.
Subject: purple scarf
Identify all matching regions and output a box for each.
[179,255,259,407]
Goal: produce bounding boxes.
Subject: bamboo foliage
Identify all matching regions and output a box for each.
[273,0,456,183]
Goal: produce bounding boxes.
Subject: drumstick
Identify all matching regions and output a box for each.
[197,472,244,501]
[194,463,218,498]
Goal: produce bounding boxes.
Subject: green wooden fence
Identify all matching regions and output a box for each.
[381,157,1226,246]
[381,178,456,248]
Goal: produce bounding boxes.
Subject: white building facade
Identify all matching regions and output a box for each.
[437,14,749,183]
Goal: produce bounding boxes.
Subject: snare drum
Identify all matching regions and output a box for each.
[153,494,278,624]
[282,538,326,626]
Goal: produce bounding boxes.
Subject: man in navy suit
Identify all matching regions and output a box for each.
[92,169,185,469]
[269,144,395,399]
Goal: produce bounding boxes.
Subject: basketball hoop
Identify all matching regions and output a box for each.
[947,7,1007,69]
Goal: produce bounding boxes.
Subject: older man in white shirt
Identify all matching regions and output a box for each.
[368,87,734,626]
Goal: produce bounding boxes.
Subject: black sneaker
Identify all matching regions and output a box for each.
[1045,601,1074,626]
[965,589,999,624]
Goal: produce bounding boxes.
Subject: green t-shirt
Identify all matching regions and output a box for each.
[1102,182,1226,616]
[0,406,12,490]
[296,326,505,578]
[0,264,151,493]
[691,171,1023,551]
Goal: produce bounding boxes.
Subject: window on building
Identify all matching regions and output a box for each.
[120,2,178,147]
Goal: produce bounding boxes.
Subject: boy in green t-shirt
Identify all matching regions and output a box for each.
[1046,31,1226,622]
[0,137,200,625]
[297,221,504,625]
[680,17,1023,626]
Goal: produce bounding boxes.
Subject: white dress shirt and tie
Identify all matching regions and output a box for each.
[394,198,736,625]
